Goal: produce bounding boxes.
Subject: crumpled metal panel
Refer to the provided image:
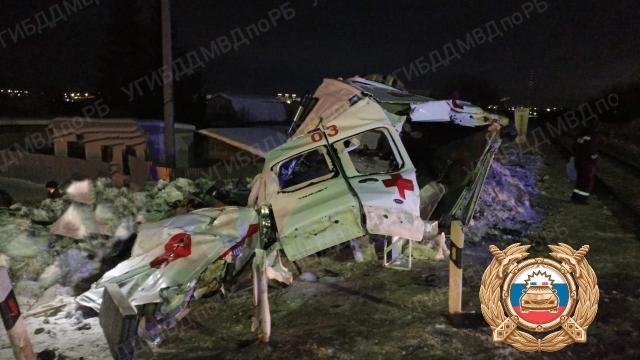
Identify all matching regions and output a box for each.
[411,100,509,127]
[278,205,365,261]
[361,205,424,241]
[347,77,433,104]
[292,78,362,137]
[76,206,259,310]
[270,173,366,261]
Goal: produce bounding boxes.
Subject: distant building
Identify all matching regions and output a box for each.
[203,93,289,128]
[0,118,152,187]
[49,118,149,185]
[136,120,195,168]
[190,127,288,179]
[198,127,287,160]
[189,92,291,172]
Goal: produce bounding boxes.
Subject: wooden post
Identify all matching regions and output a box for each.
[0,267,35,360]
[448,221,464,314]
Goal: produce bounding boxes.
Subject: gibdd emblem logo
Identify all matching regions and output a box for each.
[479,243,599,352]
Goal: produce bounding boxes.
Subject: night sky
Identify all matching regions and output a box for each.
[1,0,639,105]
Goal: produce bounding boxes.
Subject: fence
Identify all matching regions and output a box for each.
[0,151,111,184]
[0,152,150,187]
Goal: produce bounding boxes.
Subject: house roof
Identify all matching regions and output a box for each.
[207,93,288,123]
[48,118,146,145]
[198,127,288,158]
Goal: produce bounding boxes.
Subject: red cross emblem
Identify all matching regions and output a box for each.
[149,232,192,269]
[382,174,414,200]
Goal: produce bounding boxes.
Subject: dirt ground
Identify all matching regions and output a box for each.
[147,143,640,360]
[3,142,635,359]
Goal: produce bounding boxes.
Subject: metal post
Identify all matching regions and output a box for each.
[0,267,35,360]
[252,259,271,342]
[448,220,464,314]
[161,0,175,169]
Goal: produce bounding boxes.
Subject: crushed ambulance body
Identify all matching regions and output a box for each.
[77,76,504,324]
[252,76,504,262]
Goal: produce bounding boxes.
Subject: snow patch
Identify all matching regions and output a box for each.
[467,153,543,243]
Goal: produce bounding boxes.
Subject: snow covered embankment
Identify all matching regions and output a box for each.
[467,152,543,244]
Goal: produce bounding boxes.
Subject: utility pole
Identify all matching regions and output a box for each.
[161,0,175,168]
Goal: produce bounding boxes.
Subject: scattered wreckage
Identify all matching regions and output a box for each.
[78,77,507,345]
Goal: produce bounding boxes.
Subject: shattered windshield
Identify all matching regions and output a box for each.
[334,128,402,176]
[275,146,335,191]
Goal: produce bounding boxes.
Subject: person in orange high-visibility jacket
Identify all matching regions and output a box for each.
[571,122,604,204]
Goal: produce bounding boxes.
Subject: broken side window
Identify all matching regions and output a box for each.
[274,146,335,191]
[335,128,403,176]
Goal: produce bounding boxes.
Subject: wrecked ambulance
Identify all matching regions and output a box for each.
[249,76,505,262]
[78,76,505,342]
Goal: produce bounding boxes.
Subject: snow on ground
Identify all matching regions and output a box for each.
[0,293,110,359]
[467,152,543,244]
[0,177,250,359]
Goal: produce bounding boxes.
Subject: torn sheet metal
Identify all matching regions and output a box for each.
[362,206,423,241]
[411,100,508,127]
[247,171,279,207]
[77,207,259,310]
[292,78,363,137]
[347,77,433,104]
[254,243,292,286]
[451,136,502,224]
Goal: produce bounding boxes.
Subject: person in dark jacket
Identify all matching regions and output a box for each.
[571,122,604,204]
[46,180,62,199]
